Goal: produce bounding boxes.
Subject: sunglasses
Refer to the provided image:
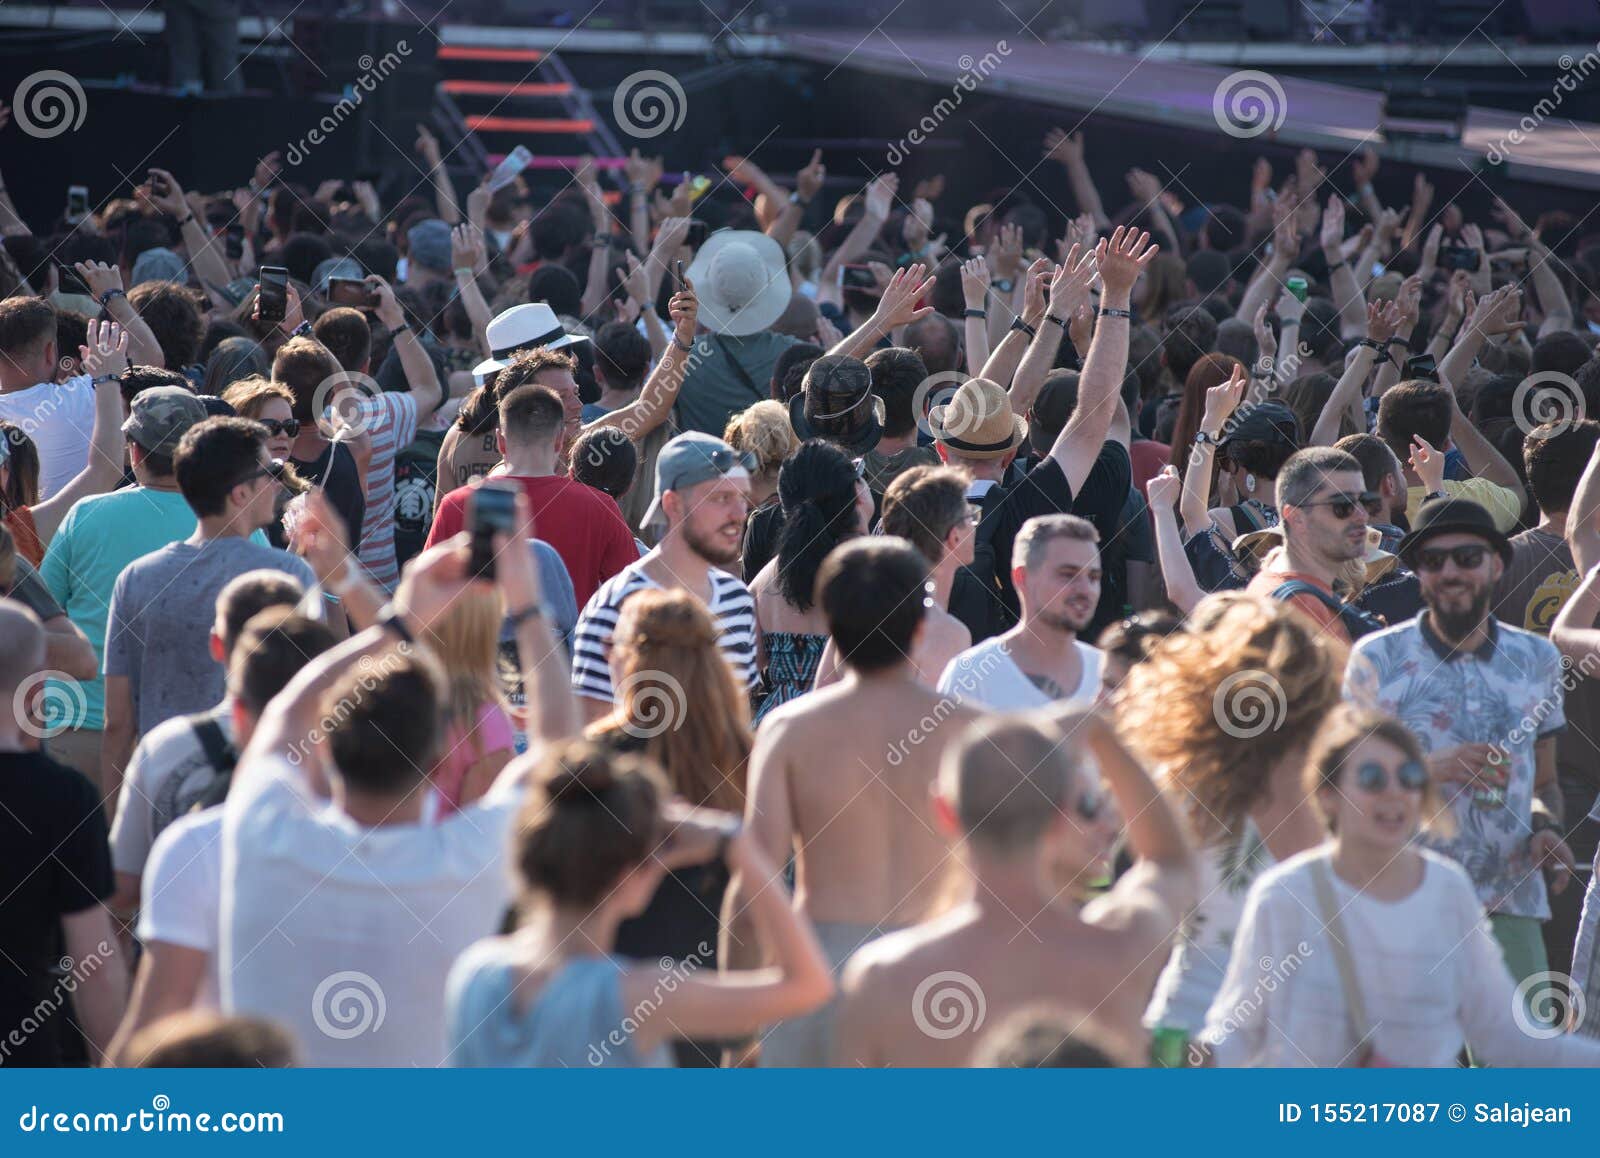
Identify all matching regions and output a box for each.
[231,458,288,491]
[1296,491,1383,520]
[259,419,301,438]
[1075,788,1106,823]
[1413,544,1491,572]
[1354,760,1428,793]
[706,447,757,473]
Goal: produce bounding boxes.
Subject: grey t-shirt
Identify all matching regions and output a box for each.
[673,331,799,436]
[104,537,315,734]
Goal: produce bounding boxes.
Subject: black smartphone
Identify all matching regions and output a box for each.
[467,481,519,579]
[672,259,685,291]
[1440,245,1480,272]
[327,276,379,309]
[66,185,89,223]
[225,223,245,261]
[1403,353,1439,382]
[257,265,290,325]
[686,219,709,248]
[841,264,877,290]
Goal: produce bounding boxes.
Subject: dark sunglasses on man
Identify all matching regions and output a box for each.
[1412,544,1491,572]
[1295,491,1383,520]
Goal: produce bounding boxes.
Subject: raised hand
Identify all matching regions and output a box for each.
[367,275,405,331]
[79,319,131,378]
[1019,256,1051,325]
[668,276,699,343]
[617,251,650,306]
[652,214,692,258]
[1049,243,1096,317]
[902,197,935,249]
[795,149,826,202]
[863,173,898,223]
[1395,273,1423,329]
[291,490,355,589]
[1093,226,1158,300]
[1274,286,1305,325]
[144,168,189,219]
[1491,196,1533,242]
[1367,299,1404,343]
[1200,365,1248,433]
[625,148,663,192]
[1468,284,1526,337]
[414,124,442,167]
[253,150,284,191]
[871,263,936,330]
[452,222,487,277]
[1319,195,1346,264]
[959,255,991,310]
[991,222,1024,282]
[1147,465,1181,510]
[1351,145,1380,188]
[352,180,381,222]
[1409,434,1445,494]
[1042,127,1085,166]
[74,260,124,301]
[1252,300,1277,365]
[720,154,771,188]
[1126,168,1162,203]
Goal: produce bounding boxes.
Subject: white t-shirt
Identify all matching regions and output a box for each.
[0,375,95,498]
[936,636,1103,711]
[1205,845,1600,1067]
[220,753,520,1067]
[138,807,223,1009]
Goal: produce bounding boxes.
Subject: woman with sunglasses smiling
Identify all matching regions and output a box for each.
[1202,706,1600,1067]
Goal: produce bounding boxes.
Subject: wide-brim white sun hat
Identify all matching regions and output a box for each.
[685,229,792,338]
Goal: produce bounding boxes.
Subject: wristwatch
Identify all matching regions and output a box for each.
[788,190,811,207]
[1424,490,1449,502]
[506,603,546,631]
[1192,430,1221,448]
[993,278,1014,293]
[377,603,414,645]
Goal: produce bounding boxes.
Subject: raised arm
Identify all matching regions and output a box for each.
[450,224,493,356]
[73,262,164,369]
[1320,197,1368,341]
[1309,300,1395,447]
[1043,129,1109,230]
[31,322,131,543]
[960,256,993,376]
[144,169,233,304]
[763,151,825,249]
[589,278,699,442]
[1148,466,1205,612]
[1010,245,1095,416]
[829,263,934,361]
[1126,168,1182,257]
[623,149,662,250]
[1569,437,1600,574]
[371,276,443,415]
[1236,202,1297,325]
[1440,287,1526,491]
[1553,563,1600,661]
[1049,227,1156,495]
[1181,368,1246,536]
[415,124,460,225]
[1370,275,1421,400]
[816,174,894,308]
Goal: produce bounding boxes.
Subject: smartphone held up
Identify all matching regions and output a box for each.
[467,481,520,580]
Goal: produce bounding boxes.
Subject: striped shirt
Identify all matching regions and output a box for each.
[356,392,420,591]
[571,561,759,703]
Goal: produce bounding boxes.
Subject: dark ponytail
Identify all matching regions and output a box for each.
[775,440,862,611]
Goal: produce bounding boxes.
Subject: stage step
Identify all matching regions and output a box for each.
[466,115,596,134]
[437,46,544,63]
[440,80,573,98]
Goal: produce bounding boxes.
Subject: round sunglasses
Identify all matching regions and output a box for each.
[1353,760,1428,793]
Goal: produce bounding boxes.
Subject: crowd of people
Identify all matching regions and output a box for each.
[7,106,1600,1068]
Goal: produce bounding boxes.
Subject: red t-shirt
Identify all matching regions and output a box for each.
[1129,439,1172,499]
[426,475,638,607]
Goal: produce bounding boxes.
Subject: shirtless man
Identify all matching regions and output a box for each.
[834,707,1195,1065]
[724,537,983,1066]
[938,513,1105,710]
[813,465,975,688]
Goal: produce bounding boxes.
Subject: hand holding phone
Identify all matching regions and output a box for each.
[257,266,290,325]
[467,481,519,580]
[327,276,380,310]
[66,185,89,224]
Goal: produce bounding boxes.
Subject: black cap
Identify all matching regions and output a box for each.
[1220,400,1300,449]
[1396,497,1513,567]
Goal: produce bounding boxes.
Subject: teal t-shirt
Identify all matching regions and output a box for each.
[39,487,267,730]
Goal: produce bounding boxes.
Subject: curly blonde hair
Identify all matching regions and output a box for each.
[1115,592,1341,838]
[724,400,798,478]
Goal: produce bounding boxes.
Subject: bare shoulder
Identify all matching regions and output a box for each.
[842,919,955,989]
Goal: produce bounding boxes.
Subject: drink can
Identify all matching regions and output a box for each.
[1150,1026,1189,1067]
[1286,275,1309,302]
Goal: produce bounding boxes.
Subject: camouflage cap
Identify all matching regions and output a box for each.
[122,385,207,454]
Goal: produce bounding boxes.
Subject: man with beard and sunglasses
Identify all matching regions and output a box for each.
[571,431,759,722]
[1346,497,1576,989]
[1245,447,1375,647]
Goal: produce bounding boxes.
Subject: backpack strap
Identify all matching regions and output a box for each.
[1269,580,1382,639]
[186,713,237,777]
[710,335,767,403]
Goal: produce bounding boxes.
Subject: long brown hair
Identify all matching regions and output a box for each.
[1168,353,1243,479]
[590,589,751,812]
[1115,592,1340,838]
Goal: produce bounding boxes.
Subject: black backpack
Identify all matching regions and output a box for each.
[1270,579,1386,640]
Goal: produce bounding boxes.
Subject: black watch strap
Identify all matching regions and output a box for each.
[1010,317,1037,338]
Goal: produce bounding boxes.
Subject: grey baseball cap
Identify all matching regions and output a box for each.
[642,432,754,528]
[122,385,207,454]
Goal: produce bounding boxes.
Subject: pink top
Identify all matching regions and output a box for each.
[430,702,516,816]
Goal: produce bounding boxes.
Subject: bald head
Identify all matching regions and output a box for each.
[0,598,45,694]
[939,715,1081,854]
